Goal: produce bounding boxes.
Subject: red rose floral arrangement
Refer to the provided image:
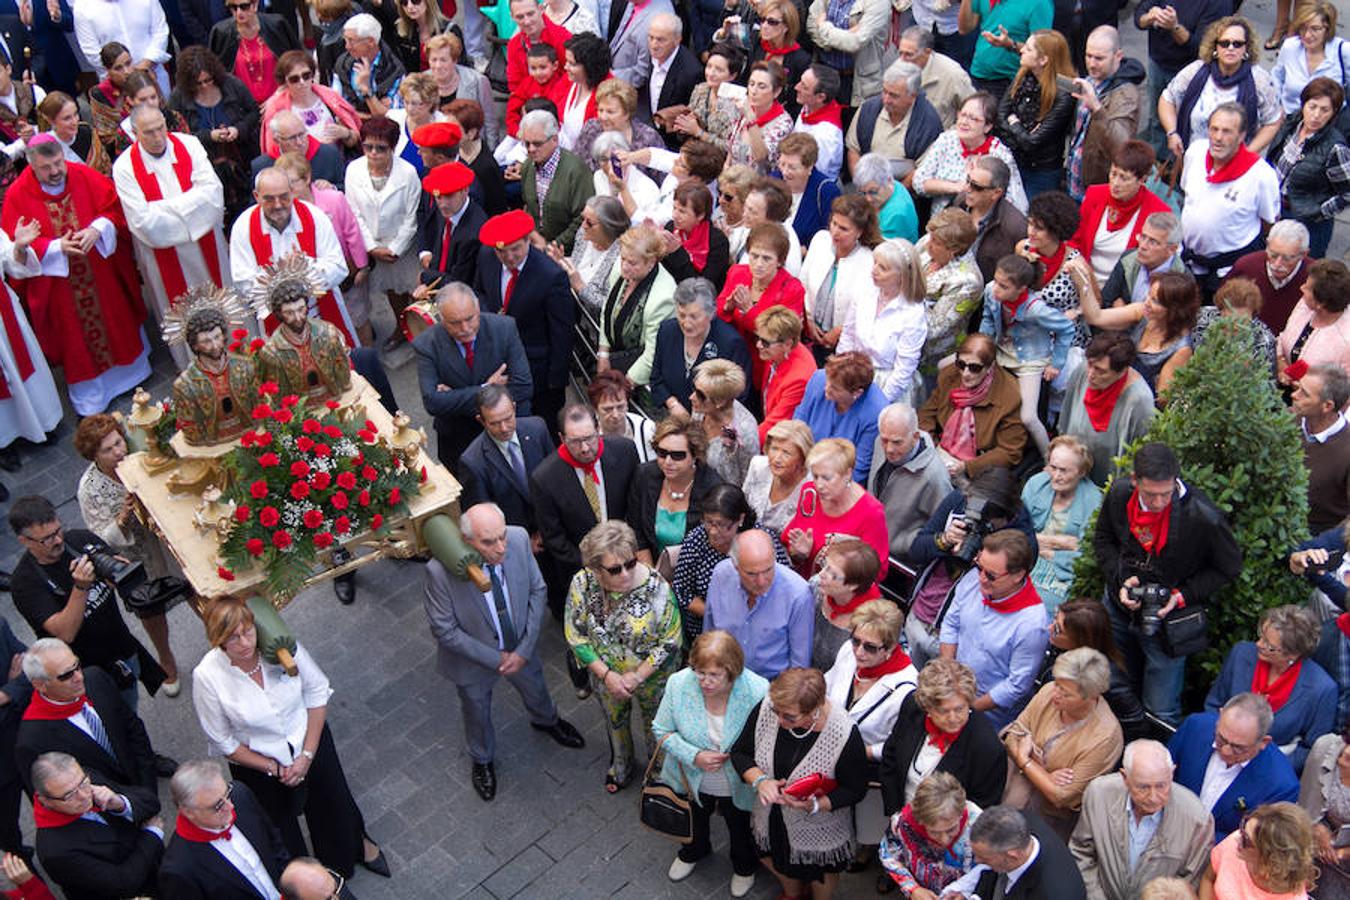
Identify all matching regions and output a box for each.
[217,381,420,597]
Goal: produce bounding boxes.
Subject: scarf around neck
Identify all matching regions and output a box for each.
[960,134,995,158]
[1251,657,1303,713]
[23,690,89,721]
[559,440,604,483]
[33,797,87,829]
[1001,288,1031,321]
[1205,144,1261,184]
[1037,242,1067,287]
[761,40,800,58]
[901,802,969,854]
[1082,370,1130,432]
[857,643,912,680]
[754,102,787,128]
[174,808,238,842]
[939,367,995,461]
[1175,60,1259,146]
[1126,486,1171,555]
[801,101,843,128]
[983,577,1042,613]
[679,219,711,272]
[924,716,963,753]
[826,582,880,618]
[1104,188,1147,232]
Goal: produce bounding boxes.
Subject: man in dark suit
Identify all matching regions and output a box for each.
[16,639,159,799]
[424,503,584,801]
[944,805,1087,899]
[1169,692,1299,844]
[639,12,700,146]
[159,759,290,899]
[458,385,553,531]
[0,617,30,856]
[413,283,534,468]
[31,752,163,900]
[416,161,486,291]
[472,210,574,431]
[0,16,36,84]
[516,110,594,252]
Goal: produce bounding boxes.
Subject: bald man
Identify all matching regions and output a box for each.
[704,530,814,679]
[1064,26,1145,199]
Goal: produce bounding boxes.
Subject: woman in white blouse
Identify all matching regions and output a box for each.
[838,239,929,404]
[801,193,881,362]
[192,600,389,880]
[344,116,422,349]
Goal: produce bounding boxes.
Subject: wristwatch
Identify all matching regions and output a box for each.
[300,749,315,760]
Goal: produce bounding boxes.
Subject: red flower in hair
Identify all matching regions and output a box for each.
[272,530,293,550]
[249,480,269,499]
[246,538,265,557]
[290,481,311,500]
[234,506,252,523]
[259,506,280,528]
[313,532,335,549]
[217,566,235,581]
[290,461,311,478]
[302,509,324,529]
[325,400,341,410]
[259,382,279,396]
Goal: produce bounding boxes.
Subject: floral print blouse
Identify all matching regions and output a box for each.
[917,239,985,376]
[688,82,742,152]
[564,567,683,674]
[913,129,1029,214]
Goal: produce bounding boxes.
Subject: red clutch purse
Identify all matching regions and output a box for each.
[783,773,838,799]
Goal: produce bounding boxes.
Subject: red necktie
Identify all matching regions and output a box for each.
[439,219,453,273]
[502,267,519,313]
[462,340,474,369]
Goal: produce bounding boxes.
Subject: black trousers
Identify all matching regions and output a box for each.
[679,792,758,877]
[0,777,22,853]
[231,723,368,878]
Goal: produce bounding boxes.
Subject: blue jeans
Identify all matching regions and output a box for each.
[1106,592,1185,725]
[1306,217,1335,259]
[1021,168,1063,201]
[1144,60,1180,161]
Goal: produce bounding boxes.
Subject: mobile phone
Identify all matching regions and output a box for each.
[721,425,737,441]
[610,152,623,179]
[1312,548,1347,574]
[1056,74,1078,95]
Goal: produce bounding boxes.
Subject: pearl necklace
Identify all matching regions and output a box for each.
[666,477,694,500]
[242,657,263,677]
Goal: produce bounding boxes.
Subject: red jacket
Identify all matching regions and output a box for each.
[716,264,806,390]
[759,342,817,444]
[1070,184,1171,268]
[506,20,572,98]
[506,69,571,137]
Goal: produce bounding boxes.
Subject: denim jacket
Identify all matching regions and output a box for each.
[652,667,768,809]
[978,286,1076,370]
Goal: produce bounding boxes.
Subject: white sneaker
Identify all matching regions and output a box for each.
[730,873,755,897]
[668,857,696,882]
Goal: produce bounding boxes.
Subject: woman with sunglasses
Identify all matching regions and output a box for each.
[629,414,725,566]
[744,1,811,118]
[1201,802,1316,899]
[1159,16,1284,160]
[823,600,916,869]
[391,0,450,73]
[206,0,301,104]
[715,164,758,260]
[260,49,362,156]
[811,538,882,671]
[566,520,684,793]
[755,308,816,443]
[169,46,260,219]
[730,667,868,900]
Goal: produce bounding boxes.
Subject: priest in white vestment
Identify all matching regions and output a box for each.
[0,218,61,447]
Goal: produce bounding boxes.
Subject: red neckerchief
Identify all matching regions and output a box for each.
[983,578,1042,613]
[679,219,711,272]
[1251,657,1303,713]
[1001,288,1031,320]
[857,643,913,680]
[174,808,237,843]
[1036,242,1067,287]
[801,101,843,129]
[923,716,963,752]
[754,102,786,128]
[761,40,800,58]
[558,439,604,483]
[23,690,89,721]
[1126,486,1171,555]
[129,134,224,303]
[95,80,121,108]
[1082,371,1130,432]
[33,797,84,829]
[960,134,995,158]
[827,582,880,618]
[1205,145,1261,184]
[902,802,968,847]
[1338,612,1350,640]
[1103,188,1146,232]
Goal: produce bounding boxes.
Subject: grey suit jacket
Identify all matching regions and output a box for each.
[1069,772,1213,900]
[423,526,548,685]
[867,433,952,561]
[607,0,675,87]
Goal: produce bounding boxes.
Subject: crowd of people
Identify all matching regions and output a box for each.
[0,0,1339,894]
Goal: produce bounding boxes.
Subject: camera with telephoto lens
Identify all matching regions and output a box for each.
[80,543,147,595]
[953,498,999,564]
[1129,582,1171,636]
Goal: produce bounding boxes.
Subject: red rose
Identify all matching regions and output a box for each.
[251,404,273,420]
[259,506,280,527]
[246,538,265,557]
[323,425,343,439]
[255,431,273,447]
[290,481,311,500]
[353,452,365,465]
[371,514,384,531]
[330,491,349,510]
[302,418,322,434]
[334,515,352,534]
[259,382,279,396]
[249,480,269,499]
[290,461,311,478]
[240,431,257,448]
[310,472,332,491]
[313,531,335,549]
[336,471,357,490]
[303,509,324,529]
[362,466,378,482]
[357,429,376,444]
[249,338,265,352]
[258,452,280,468]
[228,341,241,353]
[281,394,300,408]
[365,419,377,433]
[389,487,401,504]
[232,328,248,340]
[420,466,428,483]
[358,489,370,507]
[296,436,315,452]
[272,530,293,549]
[325,400,341,410]
[217,566,236,581]
[314,444,332,458]
[234,505,252,523]
[273,409,294,424]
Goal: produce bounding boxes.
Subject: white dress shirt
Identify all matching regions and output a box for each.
[73,0,170,79]
[206,827,282,900]
[648,50,674,116]
[1199,748,1250,812]
[228,198,350,300]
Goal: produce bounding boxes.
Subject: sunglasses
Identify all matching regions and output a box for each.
[201,782,235,814]
[966,178,994,192]
[55,661,82,682]
[762,16,783,24]
[599,558,639,576]
[225,1,253,9]
[653,447,689,461]
[850,634,886,654]
[361,142,391,152]
[755,336,783,347]
[1215,39,1246,48]
[953,359,987,373]
[286,71,314,84]
[45,775,91,804]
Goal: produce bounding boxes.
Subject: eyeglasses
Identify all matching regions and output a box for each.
[361,142,391,152]
[653,446,689,461]
[199,782,235,814]
[850,634,887,654]
[324,868,346,900]
[55,660,82,682]
[1215,39,1247,48]
[1213,731,1255,755]
[691,388,707,402]
[953,359,987,373]
[276,130,306,142]
[976,563,1009,580]
[45,775,91,804]
[762,16,783,25]
[399,0,423,5]
[1255,635,1287,655]
[563,432,599,447]
[23,524,62,546]
[755,336,783,347]
[521,138,553,148]
[965,177,994,192]
[286,71,314,84]
[599,557,639,576]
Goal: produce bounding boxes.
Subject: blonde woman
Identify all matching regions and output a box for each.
[597,225,678,386]
[742,419,814,533]
[387,73,445,175]
[1200,802,1316,899]
[692,359,760,486]
[391,0,449,73]
[838,240,928,404]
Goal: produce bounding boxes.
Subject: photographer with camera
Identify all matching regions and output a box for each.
[1093,442,1242,727]
[6,496,168,719]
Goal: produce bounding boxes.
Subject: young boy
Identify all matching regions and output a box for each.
[506,44,570,137]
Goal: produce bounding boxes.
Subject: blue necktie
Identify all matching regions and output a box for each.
[490,566,518,651]
[81,706,116,760]
[506,441,527,489]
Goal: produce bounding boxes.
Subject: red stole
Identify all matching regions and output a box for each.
[558,439,603,483]
[679,219,711,272]
[33,797,84,829]
[923,716,963,752]
[857,643,912,680]
[1251,657,1302,713]
[1126,487,1171,555]
[960,135,995,158]
[801,101,843,129]
[983,578,1041,613]
[0,267,34,402]
[827,582,880,618]
[249,203,353,346]
[1082,371,1130,432]
[129,134,224,308]
[22,690,89,721]
[1205,145,1261,184]
[174,808,237,842]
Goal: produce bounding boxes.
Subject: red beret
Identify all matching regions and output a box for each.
[422,161,474,196]
[480,210,536,249]
[410,121,463,150]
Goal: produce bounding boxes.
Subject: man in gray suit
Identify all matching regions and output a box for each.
[607,0,675,87]
[424,503,584,801]
[868,403,952,567]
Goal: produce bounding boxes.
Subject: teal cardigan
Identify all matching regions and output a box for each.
[652,666,769,809]
[1020,471,1103,587]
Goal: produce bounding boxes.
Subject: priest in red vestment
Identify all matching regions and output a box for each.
[1,135,150,416]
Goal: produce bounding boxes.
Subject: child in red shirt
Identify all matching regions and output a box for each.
[506,44,570,137]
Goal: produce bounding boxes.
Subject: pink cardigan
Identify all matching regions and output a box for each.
[311,187,368,268]
[259,83,363,157]
[1278,301,1350,377]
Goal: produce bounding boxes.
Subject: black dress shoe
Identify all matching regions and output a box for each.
[532,718,585,749]
[471,761,497,801]
[154,754,179,778]
[359,847,391,878]
[332,548,356,605]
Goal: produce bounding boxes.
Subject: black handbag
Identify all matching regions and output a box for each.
[638,734,695,844]
[1161,605,1209,658]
